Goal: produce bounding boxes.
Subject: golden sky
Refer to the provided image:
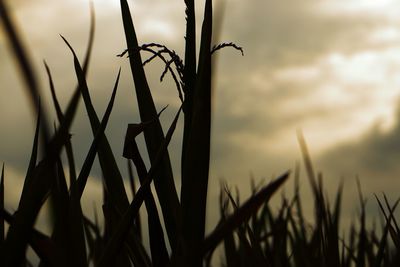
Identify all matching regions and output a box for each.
[2,0,400,230]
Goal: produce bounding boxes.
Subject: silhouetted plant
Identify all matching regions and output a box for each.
[0,0,287,266]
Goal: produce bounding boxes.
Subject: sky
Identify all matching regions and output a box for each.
[2,0,400,241]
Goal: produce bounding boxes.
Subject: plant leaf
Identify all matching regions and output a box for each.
[181,0,213,265]
[3,29,84,263]
[0,0,50,143]
[120,0,181,250]
[124,123,169,267]
[202,171,289,255]
[62,35,130,218]
[98,106,182,267]
[44,61,77,184]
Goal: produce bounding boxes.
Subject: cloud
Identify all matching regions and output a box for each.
[318,96,400,184]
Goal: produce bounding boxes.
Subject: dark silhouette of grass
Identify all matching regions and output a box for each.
[2,0,400,266]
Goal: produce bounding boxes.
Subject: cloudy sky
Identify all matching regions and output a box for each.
[2,0,400,234]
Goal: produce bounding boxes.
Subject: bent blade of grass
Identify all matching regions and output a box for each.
[99,107,182,267]
[120,0,181,250]
[82,1,95,76]
[123,125,169,267]
[202,171,289,256]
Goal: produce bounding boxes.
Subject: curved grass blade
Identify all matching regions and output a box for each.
[82,1,95,76]
[202,171,289,256]
[98,106,182,267]
[120,0,181,250]
[0,0,50,144]
[124,123,169,267]
[181,0,213,265]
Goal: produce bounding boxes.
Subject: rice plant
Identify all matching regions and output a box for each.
[0,0,288,266]
[2,0,400,266]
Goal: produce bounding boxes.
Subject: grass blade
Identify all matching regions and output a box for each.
[127,160,142,242]
[4,117,81,266]
[59,68,120,267]
[62,36,130,216]
[99,106,182,267]
[2,209,68,267]
[120,0,181,250]
[181,0,196,183]
[124,126,169,267]
[75,69,121,198]
[0,0,50,143]
[202,171,289,256]
[297,130,318,196]
[3,34,83,265]
[44,61,77,183]
[18,96,41,208]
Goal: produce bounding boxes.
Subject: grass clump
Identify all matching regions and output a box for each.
[1,0,400,267]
